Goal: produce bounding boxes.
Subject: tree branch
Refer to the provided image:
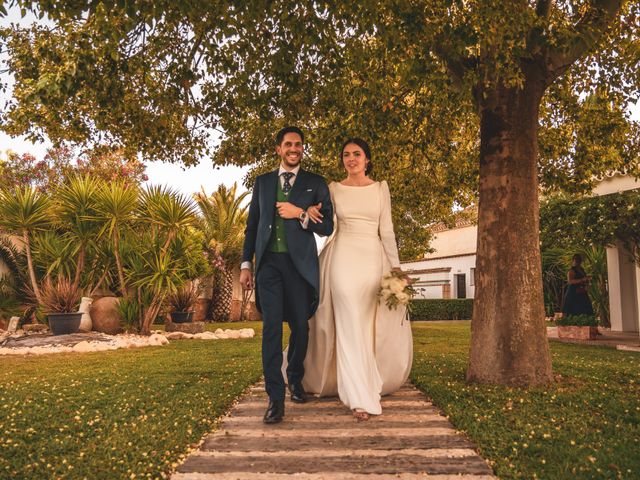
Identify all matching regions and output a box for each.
[431,40,477,90]
[535,0,553,19]
[546,0,622,79]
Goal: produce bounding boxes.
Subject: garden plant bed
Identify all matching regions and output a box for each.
[0,326,255,355]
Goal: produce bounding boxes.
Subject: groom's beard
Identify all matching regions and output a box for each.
[282,156,302,168]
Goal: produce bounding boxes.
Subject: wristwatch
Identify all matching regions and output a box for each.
[299,210,308,222]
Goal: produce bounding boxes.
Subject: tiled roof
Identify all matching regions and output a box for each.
[429,206,478,233]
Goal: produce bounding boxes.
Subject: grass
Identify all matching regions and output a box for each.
[3,319,639,479]
[0,321,263,480]
[411,321,640,480]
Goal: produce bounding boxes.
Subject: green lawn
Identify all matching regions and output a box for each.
[411,321,640,480]
[0,322,263,480]
[2,320,638,479]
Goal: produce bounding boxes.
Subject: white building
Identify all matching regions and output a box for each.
[593,172,640,333]
[401,173,639,334]
[402,212,477,299]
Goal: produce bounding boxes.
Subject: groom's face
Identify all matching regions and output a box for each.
[276,132,304,169]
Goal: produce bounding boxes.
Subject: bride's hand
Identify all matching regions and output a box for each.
[392,267,413,284]
[307,202,323,223]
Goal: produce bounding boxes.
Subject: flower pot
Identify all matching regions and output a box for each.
[170,311,193,324]
[47,312,83,336]
[557,325,598,340]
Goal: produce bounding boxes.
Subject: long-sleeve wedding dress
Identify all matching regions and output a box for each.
[302,180,413,414]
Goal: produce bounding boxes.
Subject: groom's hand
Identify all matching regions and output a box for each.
[276,201,303,219]
[239,268,254,290]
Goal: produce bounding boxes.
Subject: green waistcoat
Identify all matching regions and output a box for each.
[268,179,289,253]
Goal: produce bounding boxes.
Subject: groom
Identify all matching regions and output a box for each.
[240,126,334,424]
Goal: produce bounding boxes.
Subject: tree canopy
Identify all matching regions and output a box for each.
[2,1,637,258]
[540,187,640,256]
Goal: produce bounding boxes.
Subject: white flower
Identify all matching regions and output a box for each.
[396,292,410,304]
[380,276,392,289]
[380,288,393,300]
[389,277,406,295]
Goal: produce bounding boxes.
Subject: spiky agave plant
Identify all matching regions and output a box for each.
[40,276,80,314]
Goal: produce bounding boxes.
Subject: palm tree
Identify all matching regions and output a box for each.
[127,233,187,335]
[0,235,29,317]
[95,181,139,297]
[0,186,52,305]
[194,183,249,321]
[140,185,199,251]
[53,176,100,291]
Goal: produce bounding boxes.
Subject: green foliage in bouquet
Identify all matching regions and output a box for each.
[378,271,417,311]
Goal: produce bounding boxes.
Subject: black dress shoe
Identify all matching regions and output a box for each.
[263,399,285,424]
[289,382,307,403]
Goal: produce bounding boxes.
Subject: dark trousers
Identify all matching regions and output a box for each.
[256,251,311,402]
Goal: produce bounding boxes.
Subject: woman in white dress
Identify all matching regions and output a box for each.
[303,138,413,421]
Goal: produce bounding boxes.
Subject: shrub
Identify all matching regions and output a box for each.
[40,276,80,313]
[410,299,474,320]
[556,314,598,327]
[117,297,140,333]
[166,283,199,312]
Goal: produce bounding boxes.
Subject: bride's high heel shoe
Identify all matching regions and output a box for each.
[353,409,370,422]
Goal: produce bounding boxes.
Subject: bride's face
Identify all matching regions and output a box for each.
[342,143,369,176]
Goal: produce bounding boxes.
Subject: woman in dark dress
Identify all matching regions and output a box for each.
[562,254,594,316]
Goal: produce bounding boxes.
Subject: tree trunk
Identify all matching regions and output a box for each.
[210,264,234,322]
[113,230,128,299]
[72,244,86,293]
[140,296,163,335]
[22,229,42,306]
[467,73,553,386]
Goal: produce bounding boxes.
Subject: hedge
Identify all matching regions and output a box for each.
[410,299,474,320]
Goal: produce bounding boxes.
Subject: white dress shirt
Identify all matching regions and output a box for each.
[241,164,309,271]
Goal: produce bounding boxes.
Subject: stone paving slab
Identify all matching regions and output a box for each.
[173,474,497,480]
[172,382,496,479]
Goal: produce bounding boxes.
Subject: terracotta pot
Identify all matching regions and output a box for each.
[90,297,123,335]
[558,325,598,340]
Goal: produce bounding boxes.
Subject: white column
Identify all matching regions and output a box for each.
[607,245,623,331]
[619,245,640,332]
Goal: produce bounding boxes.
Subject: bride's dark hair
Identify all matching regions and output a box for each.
[340,137,373,175]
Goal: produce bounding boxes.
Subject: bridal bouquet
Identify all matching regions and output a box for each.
[378,270,416,313]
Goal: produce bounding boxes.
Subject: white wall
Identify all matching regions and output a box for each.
[425,225,477,259]
[403,254,477,299]
[402,223,478,299]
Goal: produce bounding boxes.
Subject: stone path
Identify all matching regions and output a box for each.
[172,382,496,479]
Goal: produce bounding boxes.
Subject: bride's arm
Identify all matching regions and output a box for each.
[379,180,401,269]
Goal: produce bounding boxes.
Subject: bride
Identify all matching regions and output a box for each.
[302,138,413,421]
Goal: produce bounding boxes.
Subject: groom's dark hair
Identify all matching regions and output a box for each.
[276,126,305,145]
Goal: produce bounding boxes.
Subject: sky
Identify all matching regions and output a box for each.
[1,7,638,197]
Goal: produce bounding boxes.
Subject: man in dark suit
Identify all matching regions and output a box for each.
[240,126,334,424]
